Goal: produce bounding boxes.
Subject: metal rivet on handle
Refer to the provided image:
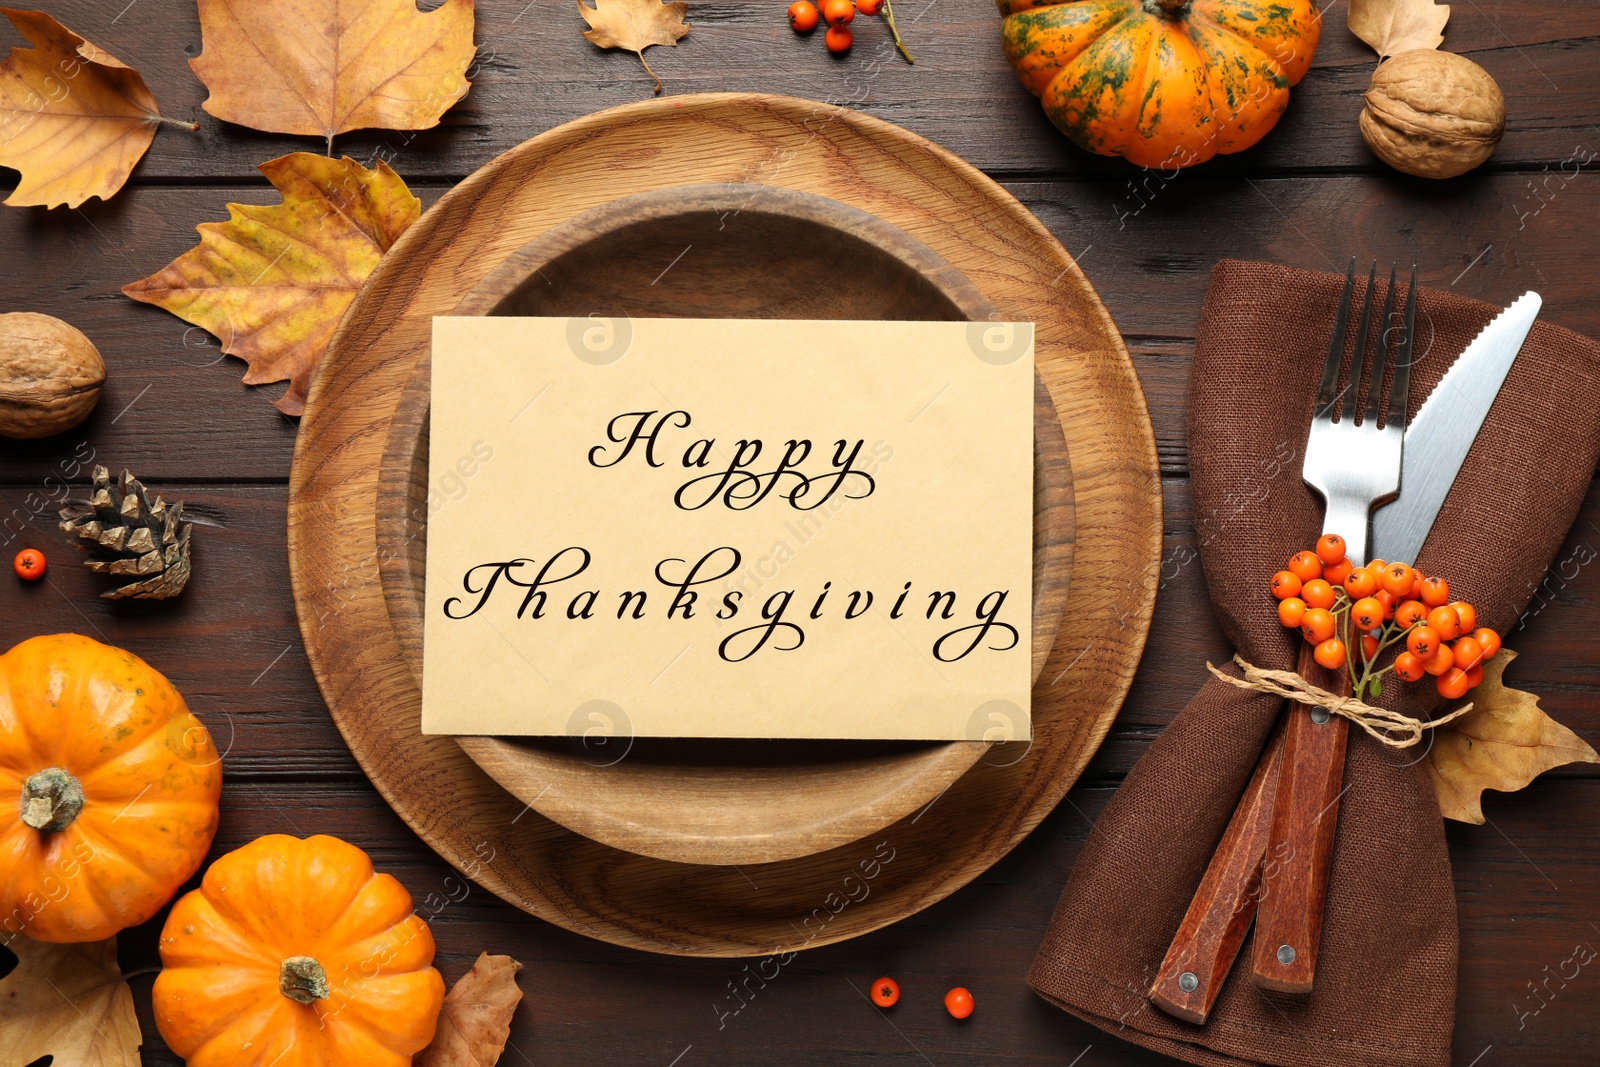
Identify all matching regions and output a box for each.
[1277,944,1297,965]
[1178,972,1199,993]
[1311,707,1331,725]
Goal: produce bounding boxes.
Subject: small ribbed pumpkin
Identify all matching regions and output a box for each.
[997,0,1322,168]
[0,633,222,942]
[154,834,446,1067]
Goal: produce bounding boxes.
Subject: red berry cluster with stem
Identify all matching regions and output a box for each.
[1271,533,1503,701]
[787,0,913,61]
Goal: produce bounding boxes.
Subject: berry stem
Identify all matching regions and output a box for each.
[882,0,915,64]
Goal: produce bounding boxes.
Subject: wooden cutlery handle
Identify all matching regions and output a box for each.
[1149,722,1287,1024]
[1250,642,1349,994]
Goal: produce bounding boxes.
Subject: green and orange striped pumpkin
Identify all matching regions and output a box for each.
[997,0,1322,168]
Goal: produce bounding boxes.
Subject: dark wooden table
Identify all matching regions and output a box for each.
[4,2,1598,1064]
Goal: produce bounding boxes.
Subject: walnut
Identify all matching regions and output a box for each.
[1360,49,1505,179]
[0,313,106,439]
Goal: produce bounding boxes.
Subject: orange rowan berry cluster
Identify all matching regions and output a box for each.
[1271,533,1502,701]
[788,0,894,54]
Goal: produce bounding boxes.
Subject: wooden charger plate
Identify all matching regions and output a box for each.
[374,183,1074,867]
[289,93,1160,956]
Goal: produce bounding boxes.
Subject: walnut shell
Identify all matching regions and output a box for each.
[1360,50,1506,179]
[0,313,106,439]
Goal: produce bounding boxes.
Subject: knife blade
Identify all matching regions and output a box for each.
[1372,292,1542,565]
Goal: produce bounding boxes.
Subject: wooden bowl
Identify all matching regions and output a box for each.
[374,184,1074,866]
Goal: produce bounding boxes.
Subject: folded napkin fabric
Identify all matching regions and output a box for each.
[1029,259,1600,1067]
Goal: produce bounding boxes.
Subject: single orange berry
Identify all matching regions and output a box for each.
[1395,599,1429,629]
[1314,638,1347,670]
[1373,588,1397,620]
[1407,568,1426,599]
[856,0,885,13]
[1406,625,1439,659]
[824,22,852,50]
[1278,597,1307,628]
[1301,579,1336,610]
[1436,667,1471,700]
[1367,558,1388,576]
[1344,567,1379,599]
[1323,557,1354,587]
[787,0,820,30]
[823,0,855,25]
[1423,644,1456,677]
[944,987,975,1019]
[1381,562,1414,597]
[1474,627,1502,660]
[1300,608,1335,644]
[1271,571,1303,600]
[1315,533,1346,565]
[1427,605,1461,641]
[12,548,45,581]
[1465,664,1484,688]
[1452,601,1477,632]
[1361,634,1379,661]
[871,976,900,1007]
[1351,596,1384,630]
[1452,635,1485,671]
[1419,575,1450,607]
[1287,550,1323,582]
[1394,650,1426,682]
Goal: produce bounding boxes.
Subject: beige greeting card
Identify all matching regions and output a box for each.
[423,316,1035,740]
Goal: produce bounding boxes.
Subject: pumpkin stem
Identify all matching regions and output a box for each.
[1144,0,1189,15]
[280,956,331,1004]
[20,768,84,833]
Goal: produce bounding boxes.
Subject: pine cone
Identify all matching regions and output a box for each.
[59,466,193,599]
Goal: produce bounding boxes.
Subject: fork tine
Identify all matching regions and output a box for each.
[1315,258,1357,418]
[1363,264,1397,425]
[1388,265,1418,432]
[1345,262,1378,422]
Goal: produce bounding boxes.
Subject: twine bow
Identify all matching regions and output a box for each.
[1207,654,1473,748]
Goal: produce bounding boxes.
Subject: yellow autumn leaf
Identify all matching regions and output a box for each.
[1349,0,1450,59]
[121,153,420,417]
[0,935,142,1066]
[190,0,476,150]
[579,0,690,95]
[417,953,524,1067]
[0,8,192,209]
[1426,651,1599,823]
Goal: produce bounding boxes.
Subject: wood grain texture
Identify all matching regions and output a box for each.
[1251,648,1349,994]
[288,93,1160,954]
[1149,723,1285,1024]
[374,182,1075,866]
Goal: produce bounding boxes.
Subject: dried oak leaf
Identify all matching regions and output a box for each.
[416,953,524,1067]
[1349,0,1449,59]
[0,936,142,1067]
[122,152,420,416]
[1426,651,1600,824]
[0,8,191,209]
[190,0,475,150]
[579,0,689,96]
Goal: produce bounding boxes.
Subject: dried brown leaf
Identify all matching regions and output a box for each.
[0,936,142,1066]
[579,0,689,95]
[1426,651,1600,823]
[1349,0,1450,59]
[416,953,524,1067]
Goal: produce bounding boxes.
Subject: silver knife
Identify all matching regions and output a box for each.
[1371,292,1542,563]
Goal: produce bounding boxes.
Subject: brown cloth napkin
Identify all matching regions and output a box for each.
[1029,259,1600,1067]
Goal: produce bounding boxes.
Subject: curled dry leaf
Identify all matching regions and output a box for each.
[191,0,476,150]
[579,0,690,95]
[0,935,142,1067]
[1348,0,1449,59]
[0,8,192,208]
[417,953,525,1067]
[1426,651,1600,824]
[122,153,420,416]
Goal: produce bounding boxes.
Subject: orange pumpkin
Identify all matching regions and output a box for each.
[997,0,1322,168]
[0,633,222,942]
[154,834,446,1067]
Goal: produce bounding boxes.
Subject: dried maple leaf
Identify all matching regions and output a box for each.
[190,0,476,151]
[579,0,690,96]
[0,8,193,209]
[122,152,420,416]
[0,935,142,1066]
[1349,0,1450,59]
[416,953,524,1067]
[1426,651,1600,824]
